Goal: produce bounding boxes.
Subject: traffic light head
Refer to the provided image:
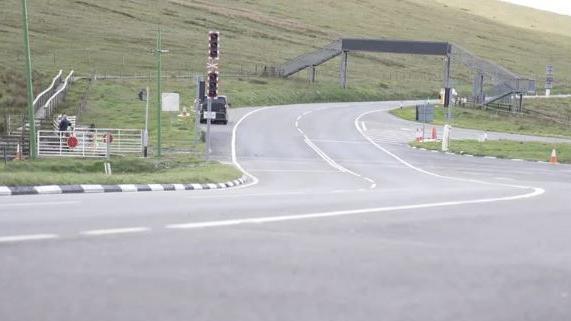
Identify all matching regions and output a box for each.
[209,31,220,59]
[207,71,219,98]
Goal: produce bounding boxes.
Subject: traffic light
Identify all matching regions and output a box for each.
[207,71,219,98]
[209,31,220,60]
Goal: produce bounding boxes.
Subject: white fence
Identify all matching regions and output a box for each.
[37,128,143,158]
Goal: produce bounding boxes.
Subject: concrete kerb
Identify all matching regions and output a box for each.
[0,175,249,196]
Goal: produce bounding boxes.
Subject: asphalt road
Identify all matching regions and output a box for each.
[1,101,570,321]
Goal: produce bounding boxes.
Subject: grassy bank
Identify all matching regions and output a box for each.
[0,155,241,186]
[3,0,571,96]
[391,105,571,138]
[411,139,570,163]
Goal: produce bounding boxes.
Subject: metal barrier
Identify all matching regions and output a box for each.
[37,128,142,158]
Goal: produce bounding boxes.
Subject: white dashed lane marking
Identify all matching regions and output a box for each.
[80,227,151,236]
[0,234,59,243]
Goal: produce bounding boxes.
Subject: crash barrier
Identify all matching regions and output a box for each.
[37,128,142,158]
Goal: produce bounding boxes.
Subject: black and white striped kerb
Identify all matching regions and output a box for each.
[0,176,248,196]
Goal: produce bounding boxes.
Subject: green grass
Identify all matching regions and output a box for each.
[523,98,571,120]
[2,0,571,109]
[78,80,201,151]
[391,105,571,138]
[0,155,241,185]
[411,139,571,163]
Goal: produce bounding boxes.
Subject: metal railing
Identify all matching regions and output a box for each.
[277,40,342,77]
[37,128,142,158]
[36,71,75,120]
[33,70,63,116]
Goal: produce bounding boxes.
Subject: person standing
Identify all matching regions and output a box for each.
[58,114,71,132]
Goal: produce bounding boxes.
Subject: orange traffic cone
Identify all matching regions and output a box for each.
[549,148,558,164]
[431,127,437,140]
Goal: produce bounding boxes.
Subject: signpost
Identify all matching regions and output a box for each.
[545,65,554,96]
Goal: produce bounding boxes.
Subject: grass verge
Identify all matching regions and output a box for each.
[391,105,571,138]
[411,139,570,163]
[0,155,241,186]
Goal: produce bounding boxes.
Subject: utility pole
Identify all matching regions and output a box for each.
[156,26,162,157]
[20,0,37,159]
[144,86,150,157]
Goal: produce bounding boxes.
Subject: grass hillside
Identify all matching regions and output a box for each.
[437,0,571,38]
[2,0,571,110]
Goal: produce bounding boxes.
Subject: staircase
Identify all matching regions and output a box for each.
[277,40,342,77]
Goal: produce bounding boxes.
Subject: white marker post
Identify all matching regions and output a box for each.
[442,124,451,152]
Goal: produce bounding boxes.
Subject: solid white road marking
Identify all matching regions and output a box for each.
[0,234,59,243]
[354,109,545,198]
[80,227,150,236]
[296,111,377,189]
[361,121,367,131]
[0,201,80,208]
[249,169,339,173]
[165,187,544,230]
[309,139,369,144]
[231,108,272,188]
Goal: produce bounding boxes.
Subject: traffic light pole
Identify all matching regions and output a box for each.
[20,0,37,159]
[156,26,162,158]
[143,86,149,157]
[206,97,212,160]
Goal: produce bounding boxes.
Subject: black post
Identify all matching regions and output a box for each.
[3,143,7,165]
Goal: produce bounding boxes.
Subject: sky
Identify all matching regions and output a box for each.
[501,0,571,16]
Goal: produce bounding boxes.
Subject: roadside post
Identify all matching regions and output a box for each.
[195,76,202,145]
[105,132,111,160]
[442,124,451,151]
[104,131,112,175]
[545,65,553,97]
[206,97,212,160]
[1,142,7,165]
[143,86,149,157]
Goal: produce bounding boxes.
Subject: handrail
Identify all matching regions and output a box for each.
[33,70,63,113]
[37,70,74,120]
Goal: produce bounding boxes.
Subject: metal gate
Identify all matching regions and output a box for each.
[37,128,143,158]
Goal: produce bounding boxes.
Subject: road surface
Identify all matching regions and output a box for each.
[1,101,570,321]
